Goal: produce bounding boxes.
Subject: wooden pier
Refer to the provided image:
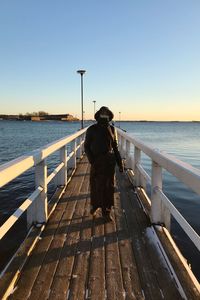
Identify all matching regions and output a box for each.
[0,156,199,299]
[0,128,200,299]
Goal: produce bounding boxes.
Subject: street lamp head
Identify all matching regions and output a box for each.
[77,70,86,75]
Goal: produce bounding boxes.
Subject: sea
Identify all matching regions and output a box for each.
[0,120,200,279]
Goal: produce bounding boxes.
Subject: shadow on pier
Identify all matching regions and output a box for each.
[0,156,199,300]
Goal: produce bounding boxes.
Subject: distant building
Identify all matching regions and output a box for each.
[0,115,20,120]
[31,114,79,121]
[31,116,43,121]
[61,114,78,121]
[0,113,79,121]
[43,114,78,121]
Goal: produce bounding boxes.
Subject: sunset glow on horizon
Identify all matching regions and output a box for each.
[0,1,200,121]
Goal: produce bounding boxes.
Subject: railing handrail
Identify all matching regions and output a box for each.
[116,127,200,256]
[0,127,87,240]
[117,128,200,196]
[0,128,87,188]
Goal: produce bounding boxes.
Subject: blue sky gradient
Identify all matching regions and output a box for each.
[0,1,200,120]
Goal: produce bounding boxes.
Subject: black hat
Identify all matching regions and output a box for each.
[94,106,114,121]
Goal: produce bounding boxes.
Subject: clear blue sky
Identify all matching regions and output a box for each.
[0,0,200,120]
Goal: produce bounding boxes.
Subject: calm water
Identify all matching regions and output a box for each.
[0,120,200,279]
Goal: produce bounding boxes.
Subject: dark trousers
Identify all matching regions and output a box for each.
[90,153,116,210]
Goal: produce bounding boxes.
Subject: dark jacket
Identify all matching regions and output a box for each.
[84,123,123,168]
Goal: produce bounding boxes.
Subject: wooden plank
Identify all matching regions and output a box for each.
[118,171,185,299]
[67,180,92,299]
[0,184,66,299]
[104,206,125,299]
[132,185,199,298]
[48,162,90,299]
[130,195,183,298]
[28,160,89,300]
[46,200,83,300]
[0,186,66,299]
[6,156,197,300]
[144,226,183,300]
[0,225,44,300]
[88,209,106,300]
[9,159,88,300]
[8,205,66,299]
[114,181,144,300]
[156,226,200,300]
[117,171,163,300]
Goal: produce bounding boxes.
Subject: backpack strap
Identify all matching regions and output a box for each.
[107,125,115,146]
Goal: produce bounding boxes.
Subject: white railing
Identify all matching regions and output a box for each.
[116,128,200,253]
[0,128,87,240]
[1,125,200,254]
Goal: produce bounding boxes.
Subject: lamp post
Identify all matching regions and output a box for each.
[92,100,96,118]
[77,69,86,129]
[119,111,121,128]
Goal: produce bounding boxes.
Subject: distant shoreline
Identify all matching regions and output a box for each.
[114,120,200,123]
[0,118,199,123]
[0,114,79,122]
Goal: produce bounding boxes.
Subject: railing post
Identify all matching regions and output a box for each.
[73,139,77,169]
[81,133,85,155]
[151,161,162,224]
[77,136,82,159]
[134,146,141,186]
[68,139,77,170]
[27,159,48,227]
[57,146,67,186]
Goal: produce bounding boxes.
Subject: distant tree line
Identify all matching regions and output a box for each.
[0,111,78,121]
[19,111,49,117]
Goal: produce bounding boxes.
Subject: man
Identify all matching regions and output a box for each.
[84,106,124,221]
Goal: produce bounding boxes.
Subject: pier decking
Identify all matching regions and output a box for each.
[1,156,198,299]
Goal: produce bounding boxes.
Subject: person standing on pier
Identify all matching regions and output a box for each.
[84,106,124,221]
